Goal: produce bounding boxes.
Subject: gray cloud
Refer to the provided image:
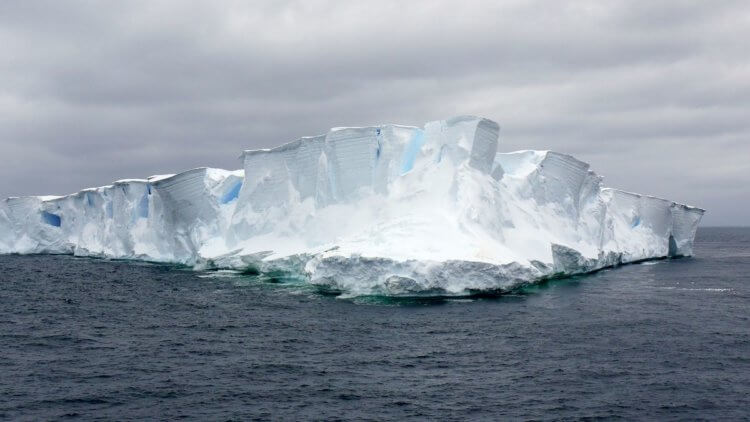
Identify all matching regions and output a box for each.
[1,0,748,225]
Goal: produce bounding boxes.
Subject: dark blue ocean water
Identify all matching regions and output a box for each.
[0,227,748,421]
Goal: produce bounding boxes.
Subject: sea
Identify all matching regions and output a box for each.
[0,227,748,421]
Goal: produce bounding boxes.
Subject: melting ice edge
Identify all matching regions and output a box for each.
[0,116,704,296]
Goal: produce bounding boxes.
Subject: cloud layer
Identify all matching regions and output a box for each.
[1,0,748,225]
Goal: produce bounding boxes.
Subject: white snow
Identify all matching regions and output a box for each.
[0,116,704,296]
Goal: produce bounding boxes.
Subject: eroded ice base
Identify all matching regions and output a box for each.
[0,116,704,296]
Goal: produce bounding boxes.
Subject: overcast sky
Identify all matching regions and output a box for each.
[1,1,748,225]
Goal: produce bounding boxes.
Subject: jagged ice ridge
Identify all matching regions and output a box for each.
[0,116,704,296]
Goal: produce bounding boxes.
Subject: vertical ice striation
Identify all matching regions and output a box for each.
[0,116,704,296]
[530,152,591,219]
[669,203,704,257]
[468,118,500,173]
[154,169,245,262]
[0,201,11,252]
[150,168,244,263]
[324,127,381,200]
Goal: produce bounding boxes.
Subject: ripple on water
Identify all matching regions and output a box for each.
[0,228,748,420]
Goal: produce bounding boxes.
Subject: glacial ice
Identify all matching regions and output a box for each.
[0,116,704,296]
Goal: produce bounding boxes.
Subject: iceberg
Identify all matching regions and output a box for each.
[0,116,704,296]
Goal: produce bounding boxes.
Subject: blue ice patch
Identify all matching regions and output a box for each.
[400,130,425,174]
[106,202,113,219]
[137,193,149,218]
[631,216,641,228]
[41,211,61,227]
[221,181,242,204]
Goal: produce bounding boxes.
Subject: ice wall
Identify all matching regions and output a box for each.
[0,201,10,252]
[0,116,704,296]
[150,168,243,262]
[4,196,64,253]
[0,170,243,263]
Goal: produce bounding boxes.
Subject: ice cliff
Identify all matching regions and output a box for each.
[0,116,704,296]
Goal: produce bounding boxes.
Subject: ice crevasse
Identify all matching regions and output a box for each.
[0,116,704,296]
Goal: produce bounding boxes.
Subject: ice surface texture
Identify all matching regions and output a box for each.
[0,116,704,296]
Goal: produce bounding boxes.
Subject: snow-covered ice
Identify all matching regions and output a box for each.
[0,116,704,296]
